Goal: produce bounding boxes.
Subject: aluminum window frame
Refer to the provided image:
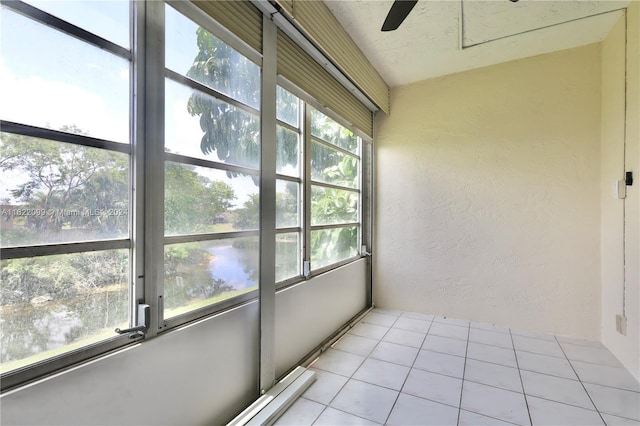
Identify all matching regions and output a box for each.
[0,0,374,393]
[158,2,264,329]
[0,0,141,391]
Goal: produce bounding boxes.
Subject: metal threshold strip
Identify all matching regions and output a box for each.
[227,366,316,426]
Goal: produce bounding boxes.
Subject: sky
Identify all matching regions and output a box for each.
[0,1,269,207]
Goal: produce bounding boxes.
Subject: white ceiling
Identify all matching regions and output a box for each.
[324,0,628,87]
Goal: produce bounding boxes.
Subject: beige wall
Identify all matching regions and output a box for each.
[601,2,640,380]
[374,44,602,338]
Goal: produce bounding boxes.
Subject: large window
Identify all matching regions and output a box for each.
[0,0,371,391]
[309,108,361,270]
[163,4,261,320]
[0,0,132,375]
[275,86,303,282]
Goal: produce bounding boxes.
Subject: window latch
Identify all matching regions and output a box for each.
[115,304,150,338]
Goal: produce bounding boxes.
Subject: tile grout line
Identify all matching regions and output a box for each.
[554,334,608,425]
[456,321,471,426]
[509,328,533,426]
[311,312,397,426]
[382,312,435,425]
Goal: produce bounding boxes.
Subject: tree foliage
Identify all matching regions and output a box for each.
[0,131,128,245]
[164,162,235,235]
[186,27,261,170]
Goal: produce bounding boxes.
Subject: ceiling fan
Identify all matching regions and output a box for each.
[381,0,520,32]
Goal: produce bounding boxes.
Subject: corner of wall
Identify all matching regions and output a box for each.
[600,1,640,380]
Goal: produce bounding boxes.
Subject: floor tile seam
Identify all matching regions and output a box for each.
[510,347,568,360]
[579,380,640,394]
[381,339,423,349]
[554,334,607,425]
[411,361,464,380]
[310,404,329,426]
[516,365,580,382]
[309,363,353,379]
[322,403,384,425]
[281,396,325,426]
[465,355,517,369]
[466,356,519,370]
[598,411,640,422]
[462,377,528,396]
[523,393,604,412]
[362,319,398,328]
[559,341,615,352]
[565,356,627,370]
[347,331,388,341]
[433,320,470,329]
[296,395,328,422]
[326,345,372,360]
[556,339,606,349]
[569,357,635,371]
[458,408,522,426]
[547,361,640,393]
[400,389,462,411]
[457,321,471,425]
[349,375,406,393]
[467,337,514,350]
[391,325,432,334]
[427,332,469,342]
[312,346,369,378]
[377,316,400,344]
[469,327,514,338]
[343,331,381,344]
[510,331,558,342]
[382,314,435,425]
[319,360,370,416]
[368,352,418,368]
[420,347,466,359]
[462,377,524,394]
[510,329,533,426]
[469,325,511,334]
[401,312,436,321]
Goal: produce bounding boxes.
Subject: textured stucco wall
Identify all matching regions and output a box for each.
[601,2,640,380]
[374,44,602,339]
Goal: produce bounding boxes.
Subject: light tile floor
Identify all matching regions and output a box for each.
[275,309,640,426]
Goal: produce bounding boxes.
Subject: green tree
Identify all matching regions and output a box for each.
[231,193,259,230]
[186,28,261,170]
[164,163,236,235]
[185,25,361,266]
[0,130,128,245]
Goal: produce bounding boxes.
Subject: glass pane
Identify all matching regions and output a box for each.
[276,232,299,282]
[0,8,130,143]
[0,250,129,374]
[310,108,358,153]
[165,79,260,169]
[276,180,299,229]
[276,125,299,177]
[1,134,130,247]
[165,162,259,236]
[164,238,259,319]
[311,141,359,189]
[22,0,130,49]
[311,226,358,270]
[165,4,260,109]
[276,86,299,127]
[311,185,358,226]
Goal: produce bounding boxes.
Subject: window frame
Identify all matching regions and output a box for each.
[0,0,140,391]
[0,0,373,392]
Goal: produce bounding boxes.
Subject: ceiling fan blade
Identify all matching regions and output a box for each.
[381,0,419,32]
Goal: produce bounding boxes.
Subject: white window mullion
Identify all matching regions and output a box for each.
[142,0,166,335]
